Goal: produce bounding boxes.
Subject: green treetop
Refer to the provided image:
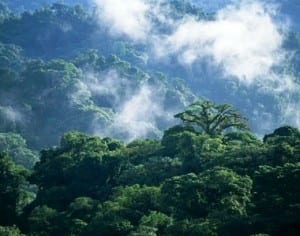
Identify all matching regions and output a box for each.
[175,100,249,136]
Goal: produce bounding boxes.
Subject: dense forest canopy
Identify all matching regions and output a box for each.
[0,0,299,235]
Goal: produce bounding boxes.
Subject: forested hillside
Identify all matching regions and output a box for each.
[1,101,300,235]
[0,0,300,235]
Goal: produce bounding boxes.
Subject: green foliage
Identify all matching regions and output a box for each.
[0,1,299,235]
[0,152,28,226]
[112,185,159,221]
[175,100,249,135]
[28,131,125,211]
[0,132,38,169]
[0,39,194,149]
[138,211,173,234]
[199,167,252,221]
[165,219,217,236]
[161,167,252,224]
[1,124,300,235]
[0,2,198,150]
[26,59,79,86]
[85,185,161,235]
[126,139,162,165]
[252,163,300,235]
[263,126,300,166]
[165,0,208,20]
[0,43,23,69]
[0,3,94,58]
[28,205,66,236]
[162,127,225,173]
[0,225,21,236]
[161,173,207,218]
[67,197,98,222]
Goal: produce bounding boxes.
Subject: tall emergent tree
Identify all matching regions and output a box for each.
[175,100,249,135]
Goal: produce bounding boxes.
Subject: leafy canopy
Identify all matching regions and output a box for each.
[175,100,249,135]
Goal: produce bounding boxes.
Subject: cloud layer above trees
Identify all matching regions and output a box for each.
[94,0,286,83]
[93,0,300,134]
[76,70,177,142]
[94,0,152,41]
[162,2,284,84]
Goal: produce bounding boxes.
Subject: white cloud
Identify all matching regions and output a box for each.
[160,1,284,84]
[69,81,93,107]
[0,106,23,124]
[80,70,176,142]
[94,0,286,84]
[91,0,300,133]
[111,85,163,141]
[93,0,151,41]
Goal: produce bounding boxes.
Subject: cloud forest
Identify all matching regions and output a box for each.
[0,0,299,235]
